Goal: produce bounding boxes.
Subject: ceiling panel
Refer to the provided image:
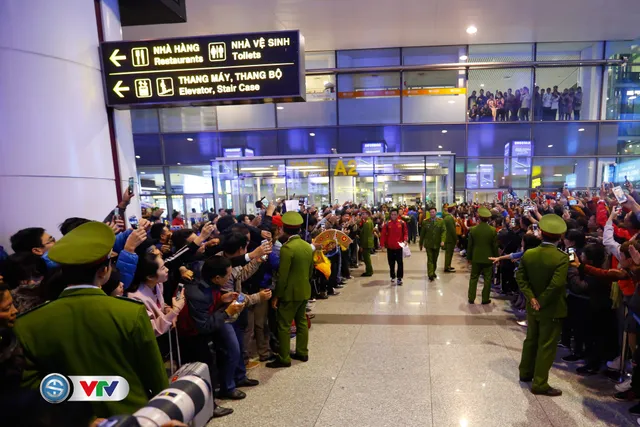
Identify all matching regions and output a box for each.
[123,0,640,52]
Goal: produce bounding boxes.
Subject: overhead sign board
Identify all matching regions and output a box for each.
[362,141,387,154]
[100,31,306,109]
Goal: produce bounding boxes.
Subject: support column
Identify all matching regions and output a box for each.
[101,0,141,219]
[0,0,138,250]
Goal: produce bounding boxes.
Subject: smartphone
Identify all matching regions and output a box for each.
[532,223,539,231]
[260,239,269,261]
[128,215,139,229]
[569,199,577,206]
[510,218,516,227]
[128,177,135,195]
[568,247,575,262]
[612,186,628,203]
[175,283,185,301]
[564,205,570,211]
[113,207,122,220]
[234,294,246,305]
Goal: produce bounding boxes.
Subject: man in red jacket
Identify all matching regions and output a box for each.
[381,209,409,285]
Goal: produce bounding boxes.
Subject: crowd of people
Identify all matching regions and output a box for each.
[468,85,584,122]
[434,183,640,412]
[4,180,640,424]
[0,190,400,426]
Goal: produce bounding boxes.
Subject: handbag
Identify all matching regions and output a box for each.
[402,243,412,259]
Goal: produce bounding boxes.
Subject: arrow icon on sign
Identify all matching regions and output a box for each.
[109,49,126,67]
[113,80,130,98]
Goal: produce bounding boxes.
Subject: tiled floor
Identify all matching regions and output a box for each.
[213,246,636,426]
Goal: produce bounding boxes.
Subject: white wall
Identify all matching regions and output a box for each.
[0,0,120,250]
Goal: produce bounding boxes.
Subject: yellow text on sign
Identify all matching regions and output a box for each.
[334,160,358,176]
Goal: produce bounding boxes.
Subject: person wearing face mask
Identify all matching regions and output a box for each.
[13,222,168,418]
[10,227,57,269]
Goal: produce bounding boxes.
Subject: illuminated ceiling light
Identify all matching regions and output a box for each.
[625,149,628,152]
[140,171,146,174]
[186,137,194,141]
[270,165,274,167]
[578,128,585,132]
[277,106,284,110]
[309,132,316,136]
[135,155,140,159]
[548,144,553,148]
[438,145,443,148]
[459,55,468,61]
[466,26,478,35]
[501,176,505,179]
[448,100,455,104]
[441,130,448,134]
[553,173,562,177]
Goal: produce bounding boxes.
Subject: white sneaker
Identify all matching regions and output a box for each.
[390,278,396,285]
[616,378,633,392]
[608,356,622,370]
[516,320,528,327]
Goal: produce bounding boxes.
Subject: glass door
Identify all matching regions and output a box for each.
[212,160,240,212]
[329,156,374,205]
[286,158,330,207]
[238,160,286,214]
[374,156,425,207]
[425,156,453,210]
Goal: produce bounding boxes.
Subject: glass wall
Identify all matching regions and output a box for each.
[277,51,337,127]
[403,70,466,123]
[138,167,168,213]
[132,40,640,206]
[338,72,401,124]
[531,158,596,189]
[599,122,640,155]
[603,65,640,120]
[468,68,534,122]
[210,155,453,209]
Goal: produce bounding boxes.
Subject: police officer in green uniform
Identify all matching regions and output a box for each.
[467,207,499,304]
[517,214,568,396]
[419,207,446,281]
[443,205,458,272]
[359,209,375,277]
[267,211,314,368]
[13,222,168,418]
